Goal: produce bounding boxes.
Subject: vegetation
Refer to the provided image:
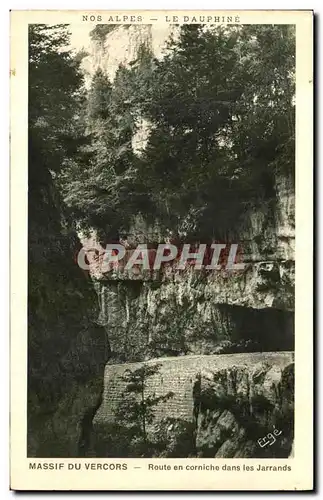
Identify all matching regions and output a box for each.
[115,364,174,453]
[27,23,295,457]
[61,24,295,242]
[28,24,108,456]
[92,364,197,458]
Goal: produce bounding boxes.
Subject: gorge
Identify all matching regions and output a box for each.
[28,23,295,459]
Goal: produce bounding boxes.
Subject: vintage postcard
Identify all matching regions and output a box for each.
[10,10,313,491]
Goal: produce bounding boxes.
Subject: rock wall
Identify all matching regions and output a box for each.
[93,352,294,458]
[93,278,294,361]
[87,173,295,360]
[79,24,177,83]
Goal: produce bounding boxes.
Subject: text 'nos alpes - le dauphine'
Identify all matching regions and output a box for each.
[81,15,241,24]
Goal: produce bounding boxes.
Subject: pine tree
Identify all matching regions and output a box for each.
[60,24,295,241]
[115,364,174,454]
[88,67,113,121]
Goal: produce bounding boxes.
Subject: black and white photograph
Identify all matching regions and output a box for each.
[10,9,313,491]
[27,20,296,460]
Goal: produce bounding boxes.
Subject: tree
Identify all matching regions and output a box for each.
[136,24,295,238]
[87,67,113,120]
[61,65,142,239]
[115,364,174,455]
[61,24,295,242]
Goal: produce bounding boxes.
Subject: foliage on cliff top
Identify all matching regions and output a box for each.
[61,24,295,241]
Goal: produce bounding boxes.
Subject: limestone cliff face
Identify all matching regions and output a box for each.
[79,24,178,152]
[86,172,295,360]
[80,24,177,83]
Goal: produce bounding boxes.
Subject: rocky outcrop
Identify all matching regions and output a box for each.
[76,24,177,84]
[194,353,294,458]
[92,279,293,361]
[83,181,294,360]
[91,352,294,458]
[79,173,294,360]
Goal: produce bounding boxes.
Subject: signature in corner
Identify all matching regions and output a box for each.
[257,427,282,448]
